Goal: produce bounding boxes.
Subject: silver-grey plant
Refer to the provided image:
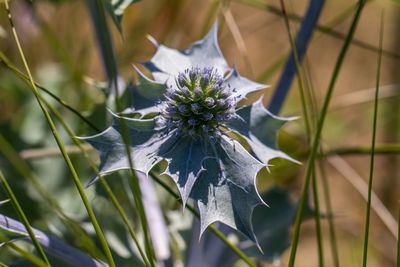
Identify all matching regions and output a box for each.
[80,22,296,244]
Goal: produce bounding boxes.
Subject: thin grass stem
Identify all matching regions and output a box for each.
[278,1,324,265]
[36,90,152,267]
[6,242,48,267]
[318,155,340,267]
[0,171,50,266]
[361,11,383,267]
[287,0,367,266]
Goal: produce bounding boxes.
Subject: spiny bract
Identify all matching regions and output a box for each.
[80,22,297,244]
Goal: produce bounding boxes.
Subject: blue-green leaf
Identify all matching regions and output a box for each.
[190,136,265,243]
[145,22,229,82]
[225,67,268,103]
[227,98,298,164]
[187,188,312,266]
[127,66,166,116]
[162,137,211,207]
[78,113,179,186]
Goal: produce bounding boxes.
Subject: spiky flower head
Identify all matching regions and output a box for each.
[161,67,235,139]
[80,22,297,244]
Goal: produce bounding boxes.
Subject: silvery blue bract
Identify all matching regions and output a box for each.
[80,22,295,244]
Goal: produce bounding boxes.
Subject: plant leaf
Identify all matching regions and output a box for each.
[78,113,179,186]
[125,66,166,116]
[190,135,265,244]
[145,22,229,82]
[185,188,313,267]
[0,214,105,267]
[227,98,298,164]
[225,66,268,103]
[162,137,211,207]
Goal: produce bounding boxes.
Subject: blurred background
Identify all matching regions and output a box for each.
[0,0,399,266]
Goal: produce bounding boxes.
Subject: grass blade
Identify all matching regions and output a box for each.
[0,213,106,267]
[35,91,152,266]
[0,171,50,266]
[3,1,116,266]
[361,11,384,267]
[287,0,367,265]
[276,1,325,265]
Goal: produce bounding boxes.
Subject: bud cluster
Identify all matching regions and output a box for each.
[161,67,235,139]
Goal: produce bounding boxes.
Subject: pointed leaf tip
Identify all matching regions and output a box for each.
[190,136,265,244]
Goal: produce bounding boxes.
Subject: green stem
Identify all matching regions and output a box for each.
[0,170,50,266]
[3,2,115,266]
[324,144,400,156]
[287,0,367,266]
[7,242,48,267]
[318,156,340,267]
[0,135,105,259]
[278,1,324,265]
[150,171,257,267]
[361,12,383,267]
[311,168,324,267]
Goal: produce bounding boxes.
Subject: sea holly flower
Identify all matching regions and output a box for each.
[80,22,296,244]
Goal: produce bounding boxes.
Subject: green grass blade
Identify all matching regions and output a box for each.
[311,169,324,267]
[3,1,115,266]
[287,0,367,266]
[324,144,400,156]
[0,170,50,266]
[35,88,152,266]
[5,242,47,267]
[318,155,340,267]
[0,134,105,259]
[278,1,324,265]
[361,11,384,267]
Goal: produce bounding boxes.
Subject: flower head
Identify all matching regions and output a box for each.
[80,22,297,244]
[161,67,234,138]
